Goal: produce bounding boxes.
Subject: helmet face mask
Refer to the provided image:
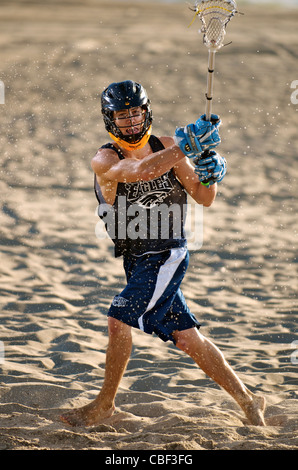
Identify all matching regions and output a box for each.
[101,81,153,150]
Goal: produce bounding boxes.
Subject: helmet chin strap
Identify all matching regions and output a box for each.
[108,126,152,151]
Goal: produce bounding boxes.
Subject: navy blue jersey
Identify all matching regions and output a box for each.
[94,135,187,257]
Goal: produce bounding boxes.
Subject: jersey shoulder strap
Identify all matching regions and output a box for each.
[100,142,125,160]
[148,135,165,152]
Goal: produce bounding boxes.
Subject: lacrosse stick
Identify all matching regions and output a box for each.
[190,0,237,183]
[193,0,237,120]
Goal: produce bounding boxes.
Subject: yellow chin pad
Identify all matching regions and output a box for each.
[109,126,152,151]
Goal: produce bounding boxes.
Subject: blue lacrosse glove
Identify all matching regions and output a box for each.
[194,150,227,186]
[174,114,221,158]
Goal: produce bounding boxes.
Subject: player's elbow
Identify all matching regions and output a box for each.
[203,200,213,207]
[201,191,217,207]
[203,191,217,206]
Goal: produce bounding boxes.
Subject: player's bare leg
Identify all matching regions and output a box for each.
[60,318,132,427]
[173,328,266,426]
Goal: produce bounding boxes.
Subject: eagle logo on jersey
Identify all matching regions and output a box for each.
[124,172,174,208]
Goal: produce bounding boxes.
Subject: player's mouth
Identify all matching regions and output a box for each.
[126,125,141,135]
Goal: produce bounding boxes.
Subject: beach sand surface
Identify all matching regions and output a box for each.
[0,0,297,450]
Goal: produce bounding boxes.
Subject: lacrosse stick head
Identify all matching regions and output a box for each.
[194,0,237,51]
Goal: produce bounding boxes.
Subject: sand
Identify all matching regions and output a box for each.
[0,0,297,451]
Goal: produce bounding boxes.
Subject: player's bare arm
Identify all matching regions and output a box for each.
[174,157,217,207]
[91,143,185,184]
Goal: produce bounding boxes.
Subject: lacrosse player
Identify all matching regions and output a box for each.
[60,80,265,427]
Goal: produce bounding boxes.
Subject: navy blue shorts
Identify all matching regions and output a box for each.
[108,247,200,343]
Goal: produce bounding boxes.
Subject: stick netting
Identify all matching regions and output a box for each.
[195,0,237,50]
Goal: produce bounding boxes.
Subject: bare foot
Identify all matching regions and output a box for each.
[60,400,115,427]
[242,394,266,426]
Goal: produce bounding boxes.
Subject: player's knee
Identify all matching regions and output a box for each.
[173,328,193,351]
[174,327,204,353]
[175,337,189,353]
[108,317,131,339]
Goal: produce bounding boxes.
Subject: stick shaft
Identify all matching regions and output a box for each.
[205,51,216,120]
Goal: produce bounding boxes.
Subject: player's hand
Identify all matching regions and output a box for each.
[194,150,227,186]
[174,114,221,158]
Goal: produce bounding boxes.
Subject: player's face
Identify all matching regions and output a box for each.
[113,106,145,136]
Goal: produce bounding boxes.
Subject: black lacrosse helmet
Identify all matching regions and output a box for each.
[101,80,153,150]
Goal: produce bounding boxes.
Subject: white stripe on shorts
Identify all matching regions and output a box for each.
[138,246,187,331]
